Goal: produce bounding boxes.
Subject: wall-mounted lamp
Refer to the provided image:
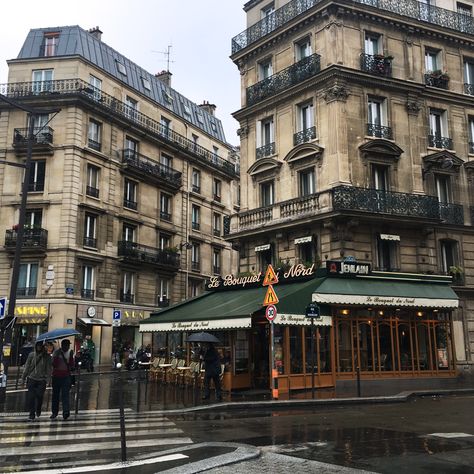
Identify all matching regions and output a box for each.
[341,309,350,315]
[416,311,424,317]
[180,241,192,250]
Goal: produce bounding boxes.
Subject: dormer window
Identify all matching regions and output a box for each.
[116,60,127,75]
[141,77,151,91]
[43,34,59,57]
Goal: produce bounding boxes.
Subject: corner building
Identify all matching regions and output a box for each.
[225,0,474,392]
[0,26,239,365]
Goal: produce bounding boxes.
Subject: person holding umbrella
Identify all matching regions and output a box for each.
[21,341,52,421]
[51,339,75,420]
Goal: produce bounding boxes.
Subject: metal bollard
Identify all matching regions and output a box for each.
[136,366,141,413]
[116,363,127,462]
[75,361,82,415]
[356,366,361,397]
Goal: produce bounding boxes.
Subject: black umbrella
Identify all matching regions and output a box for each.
[186,332,221,344]
[36,328,81,342]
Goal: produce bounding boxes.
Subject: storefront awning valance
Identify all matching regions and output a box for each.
[312,277,459,309]
[14,316,48,325]
[78,317,111,326]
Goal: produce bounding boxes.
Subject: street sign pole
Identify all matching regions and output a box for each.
[310,317,315,400]
[270,320,277,399]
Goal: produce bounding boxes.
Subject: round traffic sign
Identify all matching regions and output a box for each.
[266,304,277,321]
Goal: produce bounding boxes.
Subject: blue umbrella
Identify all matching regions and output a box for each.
[36,328,81,342]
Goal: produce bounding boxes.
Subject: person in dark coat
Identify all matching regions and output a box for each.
[51,339,75,420]
[202,343,222,401]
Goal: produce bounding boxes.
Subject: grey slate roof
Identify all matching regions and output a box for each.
[17,26,227,143]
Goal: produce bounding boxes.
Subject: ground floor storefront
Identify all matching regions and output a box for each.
[140,263,459,393]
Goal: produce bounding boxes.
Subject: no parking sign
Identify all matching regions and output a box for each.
[265,304,277,322]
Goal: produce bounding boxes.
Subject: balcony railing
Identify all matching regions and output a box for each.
[157,297,170,308]
[213,228,221,237]
[120,293,134,304]
[294,126,316,146]
[0,79,237,178]
[83,236,97,248]
[231,0,474,54]
[425,73,449,89]
[332,185,440,219]
[122,149,182,188]
[87,138,101,151]
[5,228,48,250]
[239,206,274,230]
[17,287,37,297]
[360,53,392,77]
[256,142,275,159]
[439,202,464,225]
[213,266,221,275]
[13,127,54,153]
[86,186,99,198]
[246,54,321,106]
[81,289,95,300]
[160,211,172,221]
[428,134,453,149]
[123,199,138,210]
[191,261,200,272]
[117,241,180,270]
[280,193,321,219]
[192,184,201,193]
[367,123,393,140]
[465,83,474,95]
[192,222,200,231]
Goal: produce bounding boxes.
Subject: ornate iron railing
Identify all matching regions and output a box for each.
[117,241,180,269]
[83,237,97,248]
[425,73,449,89]
[439,203,464,225]
[191,261,200,272]
[464,83,474,95]
[280,193,321,218]
[87,138,101,151]
[247,54,321,106]
[239,206,273,229]
[428,134,453,149]
[332,185,440,219]
[367,123,393,139]
[120,293,134,304]
[0,79,237,178]
[256,142,275,159]
[123,199,137,210]
[122,149,182,187]
[360,53,392,77]
[13,126,53,146]
[231,0,474,54]
[294,126,316,145]
[5,228,48,249]
[86,186,99,198]
[157,297,170,307]
[81,289,95,300]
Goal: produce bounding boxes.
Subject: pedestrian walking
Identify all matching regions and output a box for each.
[21,341,52,421]
[51,339,75,420]
[202,343,222,401]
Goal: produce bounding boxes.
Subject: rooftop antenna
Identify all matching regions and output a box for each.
[152,44,175,72]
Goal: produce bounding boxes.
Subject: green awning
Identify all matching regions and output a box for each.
[312,276,459,308]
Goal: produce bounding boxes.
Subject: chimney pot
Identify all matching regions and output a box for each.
[88,26,103,40]
[199,101,216,116]
[155,70,172,87]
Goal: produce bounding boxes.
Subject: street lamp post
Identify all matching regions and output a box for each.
[0,93,59,397]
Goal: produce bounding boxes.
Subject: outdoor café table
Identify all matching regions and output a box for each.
[177,366,191,386]
[159,363,172,383]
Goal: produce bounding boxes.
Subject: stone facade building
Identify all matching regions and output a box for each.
[0,26,239,364]
[226,0,474,387]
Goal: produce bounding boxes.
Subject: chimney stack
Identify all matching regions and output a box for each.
[199,100,216,116]
[88,26,103,41]
[155,70,172,87]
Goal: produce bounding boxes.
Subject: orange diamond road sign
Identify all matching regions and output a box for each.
[263,264,279,287]
[263,284,279,306]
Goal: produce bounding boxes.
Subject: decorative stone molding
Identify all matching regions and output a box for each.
[406,100,421,115]
[323,84,349,103]
[237,126,249,139]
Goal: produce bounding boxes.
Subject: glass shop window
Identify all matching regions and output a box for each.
[274,325,285,375]
[289,327,303,374]
[234,330,249,374]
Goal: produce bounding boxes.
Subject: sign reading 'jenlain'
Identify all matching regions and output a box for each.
[206,263,316,291]
[326,260,370,276]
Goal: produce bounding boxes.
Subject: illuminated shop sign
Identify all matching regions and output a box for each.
[326,260,370,276]
[14,306,48,316]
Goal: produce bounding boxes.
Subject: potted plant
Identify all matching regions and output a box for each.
[448,265,464,284]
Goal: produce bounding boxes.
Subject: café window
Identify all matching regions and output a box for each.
[235,330,250,375]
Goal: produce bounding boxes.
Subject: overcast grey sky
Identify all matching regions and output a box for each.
[0,0,246,144]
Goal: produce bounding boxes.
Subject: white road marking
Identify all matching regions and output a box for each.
[427,432,473,438]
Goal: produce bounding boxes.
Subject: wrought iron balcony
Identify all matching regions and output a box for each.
[360,53,393,77]
[191,261,200,272]
[157,297,170,308]
[122,149,182,189]
[294,126,316,146]
[83,236,97,248]
[213,266,221,275]
[464,83,474,95]
[120,293,134,304]
[439,202,464,225]
[81,289,95,300]
[13,126,54,155]
[256,142,275,159]
[160,211,172,221]
[86,186,99,198]
[367,123,393,140]
[246,54,321,106]
[425,72,449,89]
[192,222,200,231]
[123,199,137,210]
[0,79,237,178]
[331,185,440,220]
[428,134,453,149]
[117,241,180,270]
[231,0,474,54]
[5,228,48,251]
[192,184,201,193]
[17,287,37,297]
[87,138,101,151]
[213,228,221,237]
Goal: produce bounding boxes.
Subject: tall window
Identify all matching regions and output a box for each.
[469,117,474,153]
[191,205,201,230]
[89,75,102,101]
[372,164,389,191]
[261,2,275,34]
[425,50,440,72]
[213,178,222,201]
[88,120,101,151]
[160,193,172,221]
[299,169,315,196]
[124,179,137,210]
[86,164,100,198]
[82,265,95,299]
[364,33,381,55]
[189,279,202,298]
[213,213,221,237]
[125,96,138,121]
[191,242,200,271]
[458,2,472,32]
[213,248,221,274]
[429,109,449,147]
[440,240,458,273]
[161,116,171,138]
[84,213,97,248]
[295,37,312,60]
[25,209,42,228]
[160,153,173,169]
[299,241,315,265]
[159,233,171,250]
[259,58,273,80]
[464,60,474,94]
[121,272,135,303]
[122,223,136,242]
[124,136,138,159]
[298,102,314,132]
[435,174,452,204]
[18,263,38,297]
[28,161,46,192]
[32,69,53,93]
[43,34,58,56]
[377,236,398,272]
[192,168,201,193]
[157,277,170,306]
[260,180,274,207]
[259,118,274,146]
